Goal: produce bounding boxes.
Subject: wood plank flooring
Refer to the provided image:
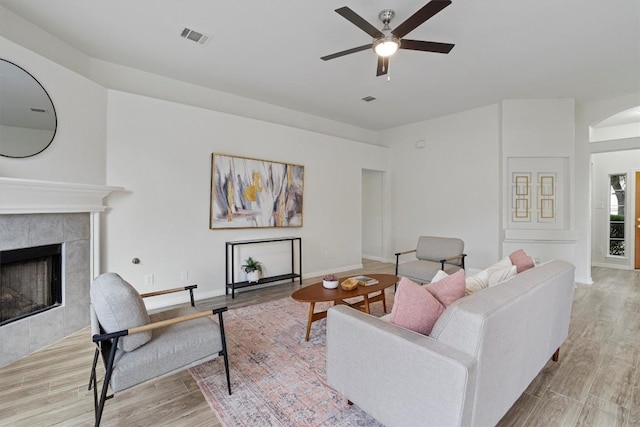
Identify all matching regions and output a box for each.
[0,261,637,426]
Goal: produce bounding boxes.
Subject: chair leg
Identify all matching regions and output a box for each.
[88,347,99,390]
[217,311,232,395]
[394,254,400,292]
[95,338,119,427]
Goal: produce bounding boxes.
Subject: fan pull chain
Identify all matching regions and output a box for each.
[387,59,391,82]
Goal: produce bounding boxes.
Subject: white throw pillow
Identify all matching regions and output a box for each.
[431,270,449,283]
[487,265,518,286]
[465,269,489,295]
[464,257,516,295]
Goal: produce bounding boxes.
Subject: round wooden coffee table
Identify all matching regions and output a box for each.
[291,273,398,341]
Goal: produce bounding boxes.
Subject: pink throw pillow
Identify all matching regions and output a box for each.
[425,270,466,307]
[389,277,445,335]
[509,249,535,273]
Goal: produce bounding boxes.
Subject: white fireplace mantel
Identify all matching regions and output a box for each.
[0,177,123,214]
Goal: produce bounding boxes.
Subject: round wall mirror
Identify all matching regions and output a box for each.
[0,59,57,158]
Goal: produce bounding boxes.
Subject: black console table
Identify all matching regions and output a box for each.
[225,237,302,298]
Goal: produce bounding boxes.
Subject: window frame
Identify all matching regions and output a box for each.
[608,173,626,258]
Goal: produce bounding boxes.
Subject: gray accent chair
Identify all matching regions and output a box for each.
[395,236,466,284]
[88,273,230,427]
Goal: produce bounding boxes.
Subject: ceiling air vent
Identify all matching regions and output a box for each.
[180,27,211,45]
[361,96,377,102]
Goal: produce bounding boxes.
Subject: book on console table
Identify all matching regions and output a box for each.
[352,275,379,286]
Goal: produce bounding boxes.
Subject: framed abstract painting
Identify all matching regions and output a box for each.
[210,153,304,229]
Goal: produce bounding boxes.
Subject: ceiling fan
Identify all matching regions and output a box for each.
[321,0,455,77]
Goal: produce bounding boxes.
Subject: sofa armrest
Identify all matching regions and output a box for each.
[327,306,476,427]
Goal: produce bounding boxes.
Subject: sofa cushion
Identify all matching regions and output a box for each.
[90,272,151,352]
[425,270,466,307]
[389,277,445,335]
[509,249,535,273]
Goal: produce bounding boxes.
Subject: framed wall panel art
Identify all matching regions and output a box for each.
[210,153,304,229]
[506,157,566,230]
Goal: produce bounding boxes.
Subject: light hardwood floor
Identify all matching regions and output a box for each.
[0,261,638,426]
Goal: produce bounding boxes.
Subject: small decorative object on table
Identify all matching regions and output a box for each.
[351,275,379,286]
[340,277,360,291]
[242,257,262,283]
[323,274,339,289]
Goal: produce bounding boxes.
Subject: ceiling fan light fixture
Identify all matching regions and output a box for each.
[373,36,400,57]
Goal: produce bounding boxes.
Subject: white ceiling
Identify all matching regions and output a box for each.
[1,0,639,131]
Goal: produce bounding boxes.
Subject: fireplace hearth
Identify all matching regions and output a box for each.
[0,244,62,326]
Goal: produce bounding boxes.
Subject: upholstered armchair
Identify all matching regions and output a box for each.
[88,273,230,427]
[395,236,466,284]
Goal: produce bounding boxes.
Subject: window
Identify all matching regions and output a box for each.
[609,174,626,256]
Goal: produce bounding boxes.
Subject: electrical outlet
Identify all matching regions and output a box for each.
[144,274,154,286]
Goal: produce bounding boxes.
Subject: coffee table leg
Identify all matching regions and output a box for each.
[363,295,371,314]
[382,291,387,313]
[305,302,315,341]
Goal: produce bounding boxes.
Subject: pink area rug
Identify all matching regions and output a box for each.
[190,291,393,426]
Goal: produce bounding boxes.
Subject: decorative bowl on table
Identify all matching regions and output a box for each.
[340,277,360,291]
[322,274,339,289]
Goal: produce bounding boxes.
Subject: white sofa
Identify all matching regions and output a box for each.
[326,260,575,427]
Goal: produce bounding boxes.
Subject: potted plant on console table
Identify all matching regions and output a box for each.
[242,257,262,283]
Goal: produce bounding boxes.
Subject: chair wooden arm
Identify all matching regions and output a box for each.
[439,254,467,270]
[395,249,417,275]
[394,249,417,256]
[92,306,228,342]
[140,285,197,307]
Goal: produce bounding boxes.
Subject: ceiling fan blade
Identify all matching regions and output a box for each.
[335,7,385,39]
[376,56,389,76]
[321,44,372,61]
[400,39,455,54]
[392,0,452,39]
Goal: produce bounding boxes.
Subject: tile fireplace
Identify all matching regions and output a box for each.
[0,177,121,368]
[0,213,90,367]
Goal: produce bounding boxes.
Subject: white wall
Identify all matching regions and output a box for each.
[501,99,577,266]
[591,150,639,268]
[0,36,106,184]
[381,104,502,269]
[104,90,389,306]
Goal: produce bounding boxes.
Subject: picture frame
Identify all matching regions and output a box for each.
[210,153,304,229]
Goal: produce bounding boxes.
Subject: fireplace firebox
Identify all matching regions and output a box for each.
[0,244,62,326]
